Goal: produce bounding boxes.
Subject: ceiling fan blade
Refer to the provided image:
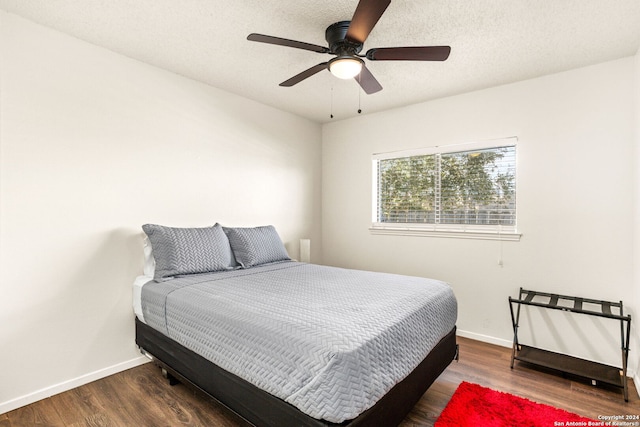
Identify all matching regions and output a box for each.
[366,46,451,61]
[345,0,391,44]
[247,33,330,54]
[280,62,329,87]
[355,65,382,94]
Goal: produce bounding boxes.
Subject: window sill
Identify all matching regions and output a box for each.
[369,225,522,241]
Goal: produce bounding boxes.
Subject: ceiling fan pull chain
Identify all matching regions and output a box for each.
[330,85,334,119]
[357,75,362,114]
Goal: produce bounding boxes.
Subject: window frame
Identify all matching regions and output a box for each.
[370,137,521,241]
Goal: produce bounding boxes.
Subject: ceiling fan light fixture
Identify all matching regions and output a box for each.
[329,56,363,79]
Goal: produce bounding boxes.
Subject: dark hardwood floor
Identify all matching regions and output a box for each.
[2,337,637,426]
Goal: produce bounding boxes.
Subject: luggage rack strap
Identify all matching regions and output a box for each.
[514,288,628,320]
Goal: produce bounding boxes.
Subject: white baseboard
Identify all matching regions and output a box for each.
[0,355,150,415]
[457,329,512,348]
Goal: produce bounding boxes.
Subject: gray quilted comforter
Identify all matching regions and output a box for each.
[141,261,457,423]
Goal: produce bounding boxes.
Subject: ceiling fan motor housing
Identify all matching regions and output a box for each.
[325,21,363,56]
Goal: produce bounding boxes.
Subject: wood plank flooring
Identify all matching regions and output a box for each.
[2,337,637,426]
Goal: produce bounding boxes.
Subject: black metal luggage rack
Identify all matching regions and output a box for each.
[508,287,632,401]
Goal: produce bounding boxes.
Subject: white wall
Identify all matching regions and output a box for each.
[0,11,322,412]
[633,47,640,393]
[322,57,637,376]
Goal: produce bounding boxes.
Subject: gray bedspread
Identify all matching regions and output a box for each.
[141,261,457,423]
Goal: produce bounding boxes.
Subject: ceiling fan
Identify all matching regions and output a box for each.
[247,0,451,94]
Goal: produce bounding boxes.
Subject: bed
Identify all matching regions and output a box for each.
[134,223,458,426]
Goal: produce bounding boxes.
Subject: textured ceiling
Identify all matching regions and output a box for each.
[1,0,639,123]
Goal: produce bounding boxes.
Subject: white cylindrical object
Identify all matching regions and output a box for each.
[300,238,311,263]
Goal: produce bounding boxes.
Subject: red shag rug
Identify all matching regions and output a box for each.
[435,382,594,427]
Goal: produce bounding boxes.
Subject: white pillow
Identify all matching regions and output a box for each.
[142,235,156,278]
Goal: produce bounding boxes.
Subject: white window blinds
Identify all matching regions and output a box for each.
[372,138,518,238]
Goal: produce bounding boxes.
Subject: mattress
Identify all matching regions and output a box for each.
[133,274,153,323]
[139,261,457,423]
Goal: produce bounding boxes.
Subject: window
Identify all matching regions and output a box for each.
[371,138,519,240]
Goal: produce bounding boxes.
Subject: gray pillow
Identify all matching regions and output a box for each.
[142,223,234,280]
[224,225,290,268]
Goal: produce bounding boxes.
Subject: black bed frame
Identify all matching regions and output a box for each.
[136,318,457,427]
